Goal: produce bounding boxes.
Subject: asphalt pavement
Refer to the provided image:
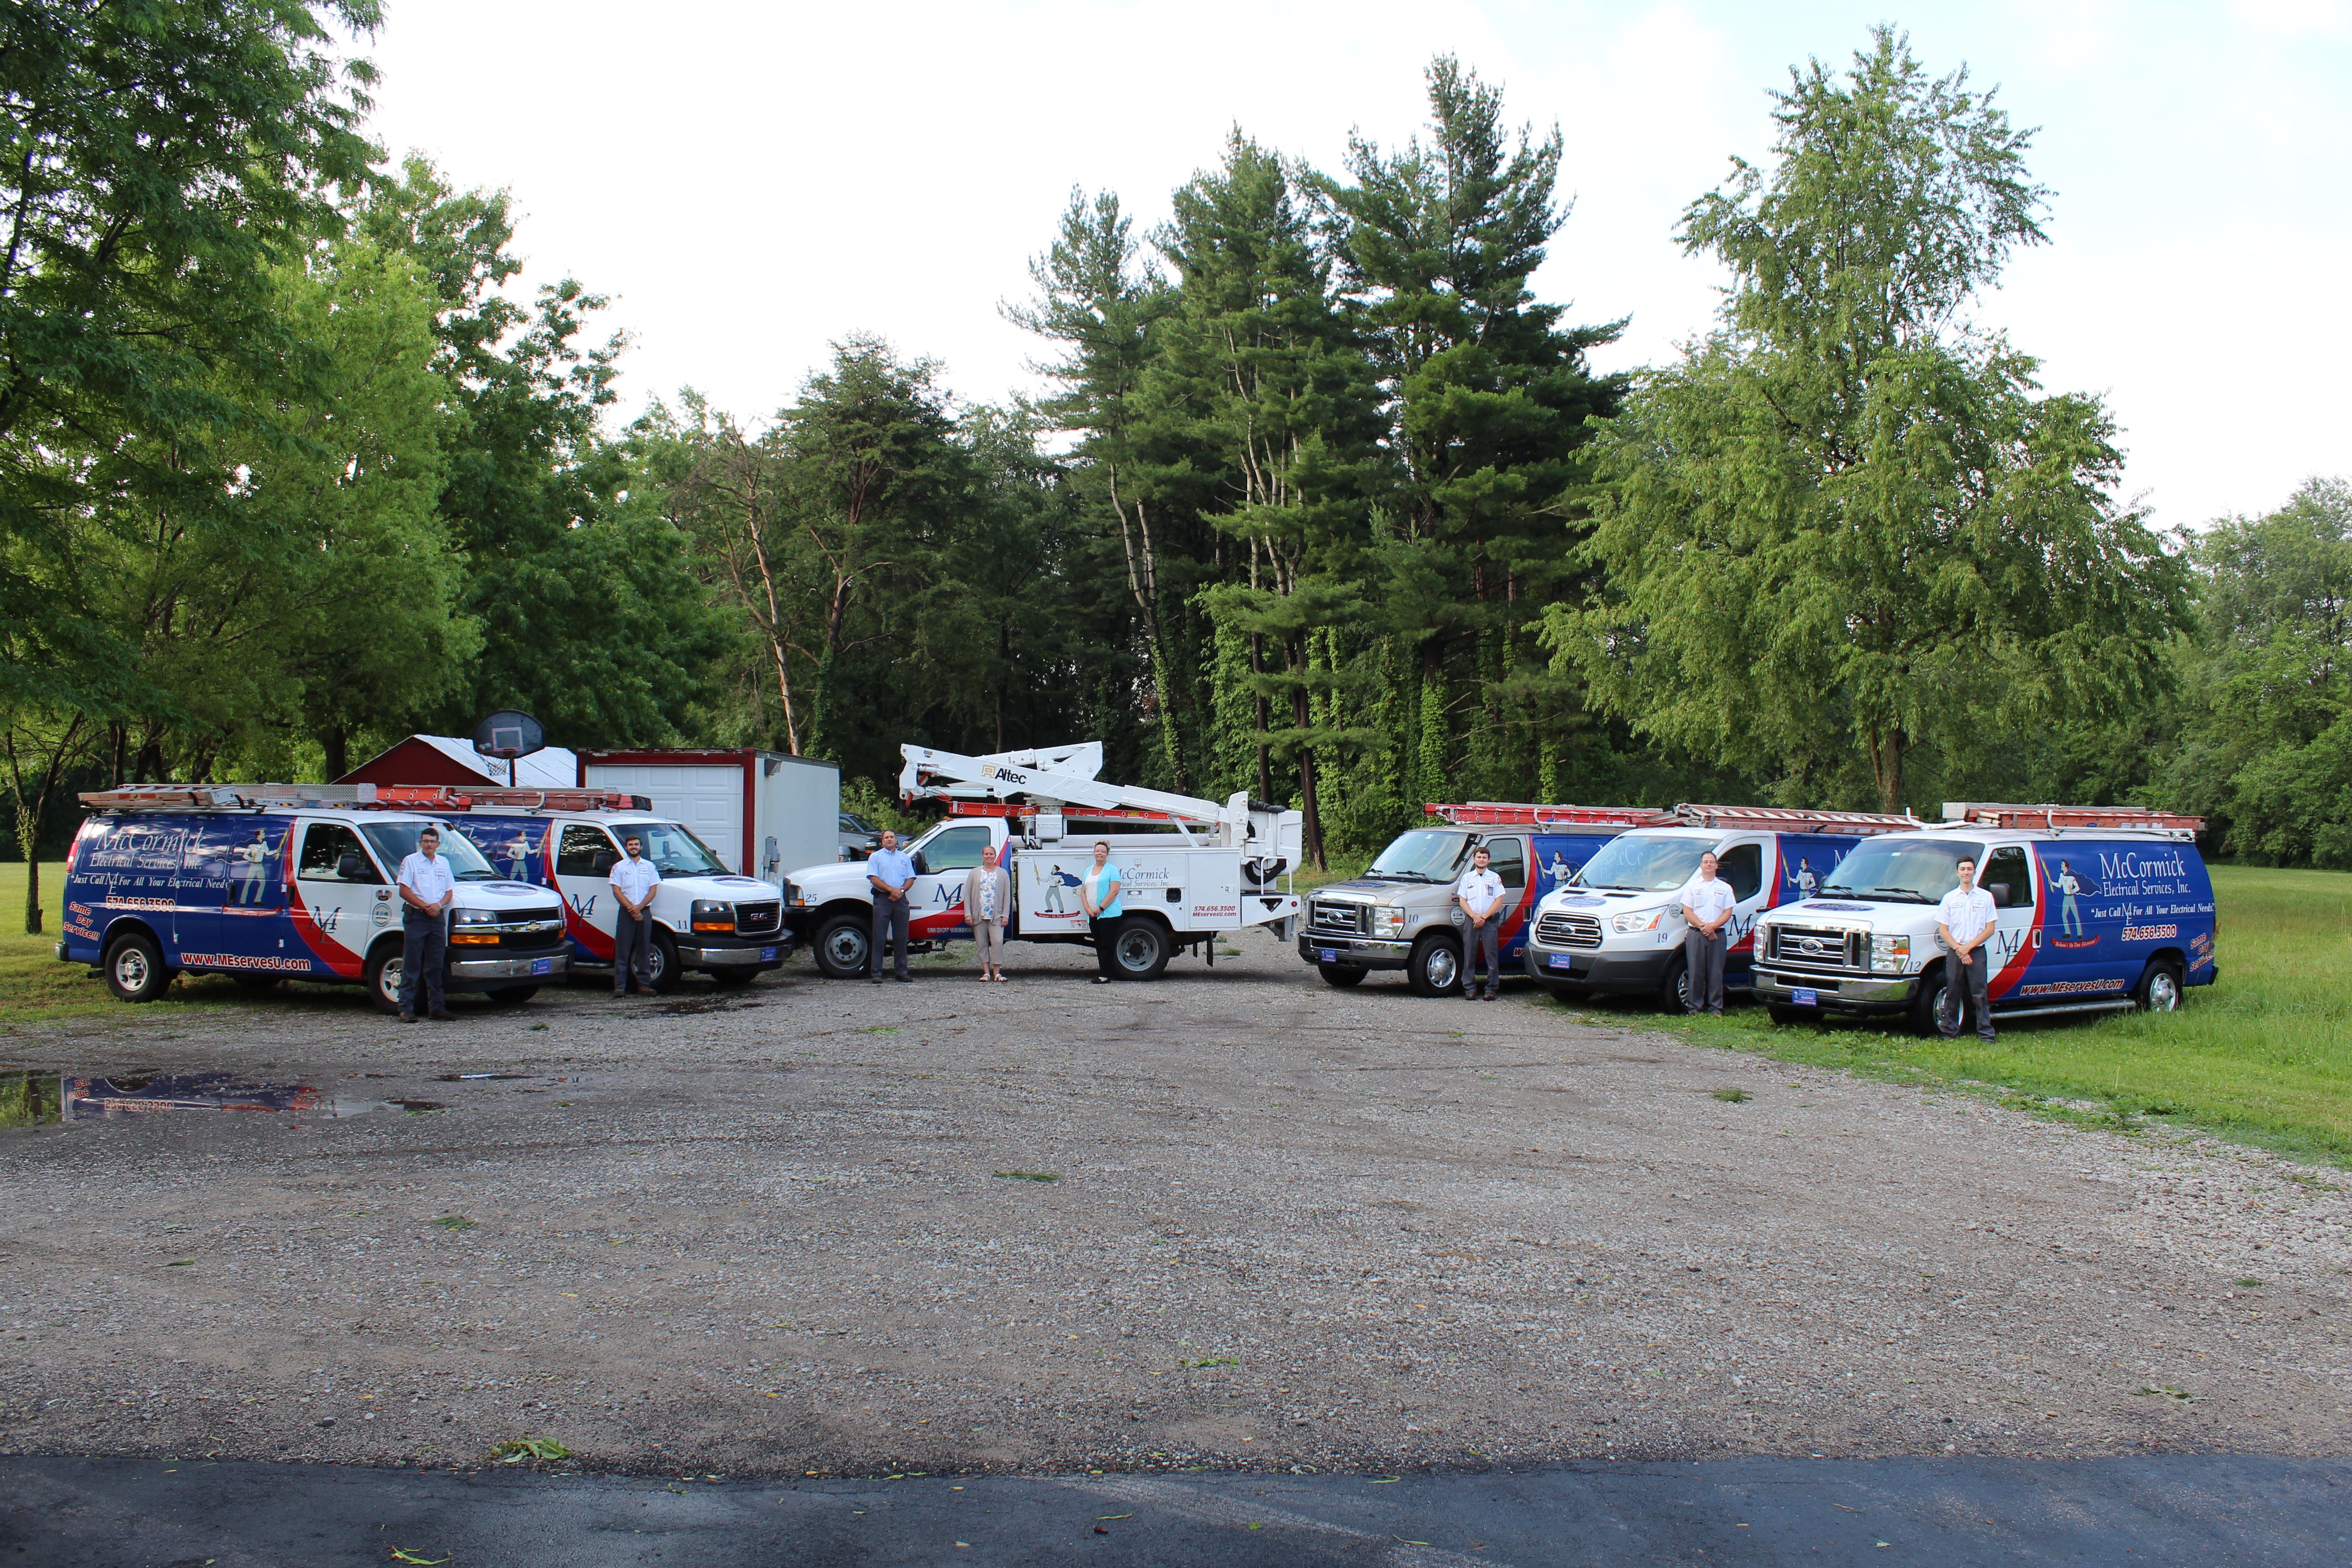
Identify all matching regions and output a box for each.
[4,1451,2346,1566]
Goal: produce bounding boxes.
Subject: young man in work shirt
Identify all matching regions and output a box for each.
[396,827,458,1023]
[1454,843,1506,1000]
[1935,856,1999,1042]
[609,833,662,995]
[866,829,916,984]
[1679,851,1736,1016]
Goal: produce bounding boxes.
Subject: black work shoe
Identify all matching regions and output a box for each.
[430,1010,457,1021]
[397,1011,416,1024]
[893,973,912,983]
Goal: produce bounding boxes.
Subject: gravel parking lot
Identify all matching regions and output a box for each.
[0,933,2345,1478]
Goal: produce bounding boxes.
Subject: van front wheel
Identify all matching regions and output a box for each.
[1406,935,1460,997]
[363,944,407,1015]
[2135,959,2185,1014]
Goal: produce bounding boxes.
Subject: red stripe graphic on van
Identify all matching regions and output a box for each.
[1989,848,2047,1000]
[281,857,363,978]
[549,832,616,961]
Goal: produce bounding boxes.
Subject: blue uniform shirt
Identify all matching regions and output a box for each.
[868,847,916,896]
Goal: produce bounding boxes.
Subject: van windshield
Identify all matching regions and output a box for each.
[1819,839,1985,904]
[613,822,728,876]
[360,822,499,881]
[1367,830,1471,882]
[1573,834,1715,892]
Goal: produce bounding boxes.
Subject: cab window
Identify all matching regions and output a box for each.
[297,823,378,883]
[1481,837,1526,890]
[1982,846,2034,909]
[919,824,994,873]
[1716,843,1763,902]
[555,824,618,877]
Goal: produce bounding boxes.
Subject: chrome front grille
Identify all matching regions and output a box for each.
[735,902,782,936]
[1534,911,1603,950]
[1768,924,1862,972]
[1307,901,1367,937]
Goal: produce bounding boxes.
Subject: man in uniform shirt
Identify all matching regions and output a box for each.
[866,829,916,984]
[609,833,662,995]
[1936,855,1999,1041]
[395,826,458,1023]
[1453,843,1506,1000]
[1679,850,1736,1015]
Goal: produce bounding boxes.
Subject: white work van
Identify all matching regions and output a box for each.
[439,797,792,991]
[782,743,1302,980]
[1522,806,1913,1009]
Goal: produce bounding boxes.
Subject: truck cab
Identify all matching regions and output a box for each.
[442,808,791,991]
[1300,805,1661,995]
[59,787,569,1013]
[1523,809,1905,1009]
[1750,805,2215,1032]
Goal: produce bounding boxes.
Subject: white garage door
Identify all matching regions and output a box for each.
[584,763,745,872]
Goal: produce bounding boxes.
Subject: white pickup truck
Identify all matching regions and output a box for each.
[782,744,1302,980]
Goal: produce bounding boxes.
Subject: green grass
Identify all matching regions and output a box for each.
[1551,864,2352,1166]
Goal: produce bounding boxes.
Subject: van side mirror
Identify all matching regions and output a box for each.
[911,852,931,877]
[336,853,368,882]
[1988,882,2012,908]
[591,851,616,875]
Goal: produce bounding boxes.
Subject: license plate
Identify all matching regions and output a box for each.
[1547,953,1575,970]
[1318,947,1339,964]
[1791,987,1818,1006]
[760,946,777,962]
[529,958,553,975]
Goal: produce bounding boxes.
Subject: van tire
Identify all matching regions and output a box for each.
[1910,969,1954,1037]
[646,929,682,994]
[103,932,170,1004]
[363,942,407,1015]
[1110,916,1171,980]
[1406,935,1460,997]
[1318,964,1367,988]
[1656,954,1690,1014]
[2135,958,2185,1014]
[811,910,871,979]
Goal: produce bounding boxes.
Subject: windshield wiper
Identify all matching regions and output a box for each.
[1372,869,1433,882]
[1863,885,1932,902]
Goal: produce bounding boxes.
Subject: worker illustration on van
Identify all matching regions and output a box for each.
[232,828,276,908]
[2048,858,2087,938]
[1789,856,1819,901]
[1040,866,1082,916]
[500,826,540,883]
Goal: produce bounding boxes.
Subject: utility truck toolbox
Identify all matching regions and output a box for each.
[57,784,570,1013]
[781,742,1302,981]
[426,788,794,994]
[1299,803,1676,995]
[1749,804,2215,1033]
[1521,804,1918,1011]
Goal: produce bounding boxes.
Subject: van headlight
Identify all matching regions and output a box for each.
[1870,934,1911,972]
[450,907,498,945]
[691,899,734,933]
[1611,909,1666,934]
[1372,906,1406,937]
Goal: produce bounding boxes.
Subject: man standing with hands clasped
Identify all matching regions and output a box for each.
[395,826,457,1023]
[1936,855,1999,1042]
[1679,850,1735,1016]
[867,828,915,984]
[609,833,661,995]
[1454,842,1506,1000]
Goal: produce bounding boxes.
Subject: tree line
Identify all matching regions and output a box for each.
[5,9,2346,939]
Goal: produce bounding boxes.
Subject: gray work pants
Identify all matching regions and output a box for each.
[612,909,654,992]
[872,894,911,978]
[399,911,446,1015]
[1941,946,1996,1040]
[972,918,1005,969]
[1684,926,1727,1014]
[1464,920,1501,995]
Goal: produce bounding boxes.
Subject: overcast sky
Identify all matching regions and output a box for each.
[360,0,2347,530]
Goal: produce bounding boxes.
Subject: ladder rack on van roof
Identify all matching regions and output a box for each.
[1941,803,2205,838]
[1424,802,1679,828]
[1671,804,1920,835]
[77,783,650,814]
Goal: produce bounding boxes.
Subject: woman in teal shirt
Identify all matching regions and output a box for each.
[1078,839,1122,982]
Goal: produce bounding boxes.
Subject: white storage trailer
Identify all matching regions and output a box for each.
[577,748,837,890]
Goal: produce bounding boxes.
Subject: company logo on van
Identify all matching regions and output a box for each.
[2097,849,2188,882]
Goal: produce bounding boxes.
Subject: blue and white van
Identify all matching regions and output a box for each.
[440,806,790,991]
[56,785,568,1012]
[1749,804,2215,1031]
[1521,806,1915,1009]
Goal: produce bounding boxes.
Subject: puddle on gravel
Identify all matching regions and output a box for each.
[0,1070,441,1126]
